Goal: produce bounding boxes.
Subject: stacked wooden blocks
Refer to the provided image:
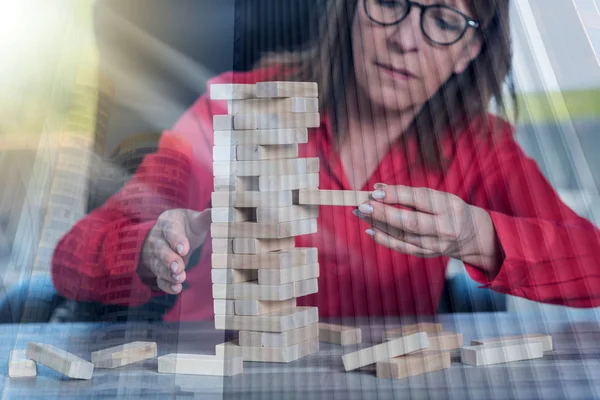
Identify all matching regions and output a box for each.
[210,82,321,363]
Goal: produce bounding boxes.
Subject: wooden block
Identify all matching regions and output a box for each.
[26,342,94,380]
[470,334,552,352]
[233,114,258,130]
[210,219,317,239]
[211,238,233,254]
[210,83,256,100]
[233,237,296,254]
[212,281,294,301]
[293,278,319,297]
[214,299,235,315]
[214,306,318,332]
[211,207,256,223]
[236,144,299,161]
[460,339,544,366]
[258,173,319,192]
[91,341,157,369]
[298,189,372,206]
[158,353,243,376]
[428,332,463,351]
[211,269,258,284]
[319,323,362,346]
[211,191,295,208]
[213,146,237,161]
[258,263,320,285]
[382,323,444,341]
[9,350,36,378]
[212,248,318,269]
[228,97,318,115]
[239,323,319,348]
[376,351,451,380]
[256,82,318,98]
[341,332,429,372]
[214,176,259,192]
[214,158,319,176]
[213,115,234,131]
[234,298,297,316]
[256,205,319,223]
[255,113,320,129]
[213,128,308,146]
[216,337,319,363]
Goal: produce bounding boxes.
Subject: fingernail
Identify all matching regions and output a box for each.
[176,244,184,255]
[171,284,181,292]
[365,229,375,237]
[358,203,373,214]
[374,183,387,189]
[352,209,360,217]
[173,273,183,282]
[372,190,386,200]
[170,261,179,273]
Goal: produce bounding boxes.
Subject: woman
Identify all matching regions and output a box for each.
[52,0,600,321]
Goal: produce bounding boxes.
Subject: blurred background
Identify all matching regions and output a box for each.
[0,0,599,322]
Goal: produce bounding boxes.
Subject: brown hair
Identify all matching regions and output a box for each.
[255,0,516,170]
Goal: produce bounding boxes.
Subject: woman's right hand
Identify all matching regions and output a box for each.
[139,209,211,294]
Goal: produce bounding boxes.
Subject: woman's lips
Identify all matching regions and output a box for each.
[377,63,417,81]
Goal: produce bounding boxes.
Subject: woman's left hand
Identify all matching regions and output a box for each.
[353,184,502,276]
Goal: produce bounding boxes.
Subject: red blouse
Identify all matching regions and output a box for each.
[52,68,600,321]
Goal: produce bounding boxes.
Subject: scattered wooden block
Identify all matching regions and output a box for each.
[9,350,36,378]
[213,158,319,176]
[216,337,319,363]
[211,269,258,284]
[256,82,318,98]
[26,342,94,380]
[213,146,237,161]
[211,207,256,223]
[376,351,451,380]
[382,323,444,341]
[233,114,258,130]
[258,263,320,285]
[256,205,319,223]
[212,191,295,208]
[259,173,319,192]
[213,128,308,146]
[214,306,318,332]
[233,237,296,254]
[158,353,243,376]
[210,219,317,239]
[213,115,234,131]
[228,97,318,115]
[212,248,318,269]
[91,341,157,369]
[293,278,319,297]
[239,323,319,347]
[210,83,256,100]
[428,332,463,351]
[212,281,294,301]
[460,339,544,366]
[234,298,297,316]
[470,334,552,352]
[298,189,372,206]
[341,332,429,372]
[214,299,235,315]
[236,144,299,161]
[319,323,362,346]
[214,176,259,192]
[253,113,320,130]
[211,238,234,254]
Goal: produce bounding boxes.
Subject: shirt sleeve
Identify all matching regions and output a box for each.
[464,127,600,308]
[51,92,216,307]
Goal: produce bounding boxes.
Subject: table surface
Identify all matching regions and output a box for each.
[2,312,600,400]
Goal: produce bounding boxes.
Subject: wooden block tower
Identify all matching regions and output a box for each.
[210,82,321,363]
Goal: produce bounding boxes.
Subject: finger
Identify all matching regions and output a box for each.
[366,227,439,258]
[156,277,182,295]
[357,202,438,235]
[371,186,444,214]
[155,244,188,283]
[161,218,189,257]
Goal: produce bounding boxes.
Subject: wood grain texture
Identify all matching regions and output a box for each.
[211,238,233,254]
[258,173,319,192]
[236,144,298,161]
[239,323,319,347]
[210,83,256,100]
[254,113,320,129]
[158,354,243,376]
[212,281,294,301]
[319,323,362,346]
[255,82,318,98]
[212,248,318,269]
[461,339,544,366]
[211,207,256,223]
[470,334,552,352]
[213,299,235,315]
[213,158,319,177]
[210,219,317,239]
[211,191,295,208]
[91,342,157,369]
[26,342,94,380]
[258,263,320,285]
[215,337,319,363]
[234,298,297,316]
[298,189,372,206]
[214,306,319,332]
[376,351,451,380]
[211,269,258,284]
[256,205,319,223]
[382,323,444,341]
[232,237,296,254]
[228,98,318,115]
[213,128,308,146]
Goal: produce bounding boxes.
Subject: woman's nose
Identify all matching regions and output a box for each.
[386,7,422,53]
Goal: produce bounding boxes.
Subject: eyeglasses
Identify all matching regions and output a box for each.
[364,0,480,46]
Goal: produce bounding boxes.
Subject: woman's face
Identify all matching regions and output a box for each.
[352,0,483,113]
